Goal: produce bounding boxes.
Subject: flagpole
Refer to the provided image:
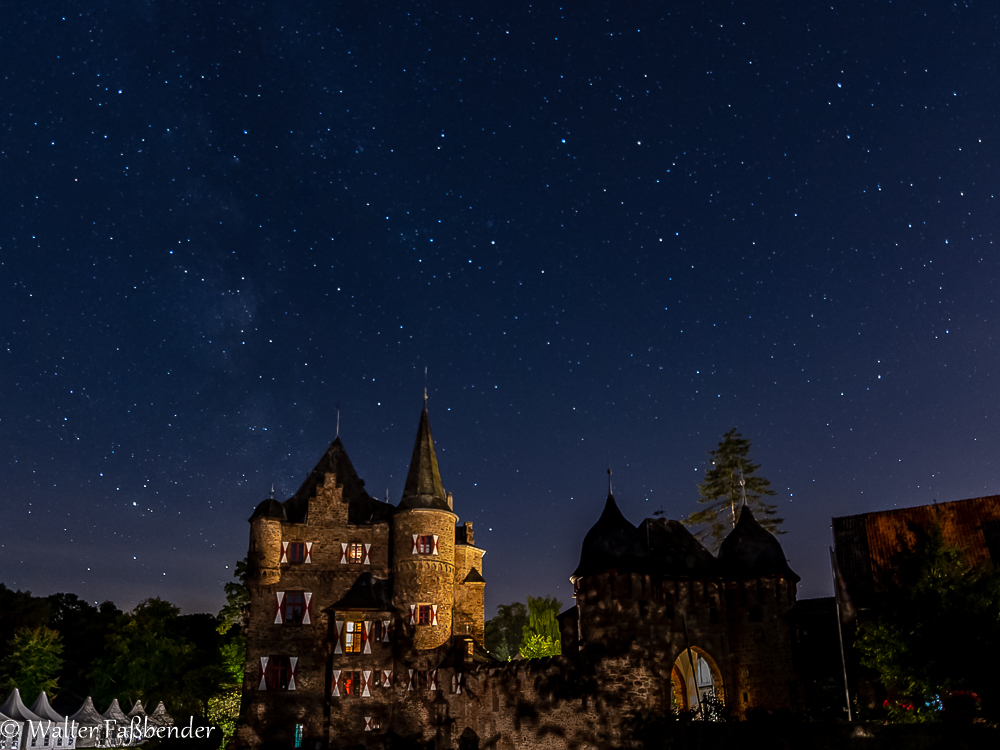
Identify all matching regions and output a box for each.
[829,546,853,721]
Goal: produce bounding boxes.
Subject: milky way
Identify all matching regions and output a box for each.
[2,2,999,614]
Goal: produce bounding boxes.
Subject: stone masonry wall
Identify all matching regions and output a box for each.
[392,509,458,650]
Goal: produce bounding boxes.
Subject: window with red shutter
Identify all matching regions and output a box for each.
[287,543,305,564]
[283,592,305,624]
[417,605,432,625]
[265,656,292,690]
[344,620,363,653]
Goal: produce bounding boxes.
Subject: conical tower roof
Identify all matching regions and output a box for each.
[571,492,648,579]
[284,436,374,522]
[718,505,800,581]
[397,403,450,511]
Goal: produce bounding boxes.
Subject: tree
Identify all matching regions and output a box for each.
[209,558,250,748]
[683,428,781,550]
[90,598,197,714]
[484,602,528,662]
[856,524,1000,722]
[46,593,120,704]
[0,626,64,701]
[519,596,562,658]
[216,557,250,637]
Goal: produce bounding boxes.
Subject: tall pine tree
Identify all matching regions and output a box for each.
[683,428,781,550]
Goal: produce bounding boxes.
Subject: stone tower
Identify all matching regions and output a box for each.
[391,402,458,649]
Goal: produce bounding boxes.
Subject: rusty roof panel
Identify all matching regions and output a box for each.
[833,495,1000,606]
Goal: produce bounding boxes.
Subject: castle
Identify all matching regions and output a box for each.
[237,403,801,749]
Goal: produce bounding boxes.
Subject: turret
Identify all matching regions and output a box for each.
[248,494,285,586]
[392,401,457,649]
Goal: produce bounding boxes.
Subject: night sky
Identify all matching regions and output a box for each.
[3,2,999,616]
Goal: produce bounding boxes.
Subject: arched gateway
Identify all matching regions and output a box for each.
[671,647,724,713]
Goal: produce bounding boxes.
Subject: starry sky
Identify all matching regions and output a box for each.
[3,1,999,615]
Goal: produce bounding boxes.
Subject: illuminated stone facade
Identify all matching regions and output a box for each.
[236,406,801,749]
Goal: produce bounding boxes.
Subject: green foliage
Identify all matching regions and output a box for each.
[484,602,528,662]
[856,524,1000,722]
[210,560,249,749]
[216,557,249,636]
[521,596,562,658]
[46,593,120,703]
[0,585,51,664]
[683,428,781,549]
[518,633,560,659]
[0,626,64,701]
[91,598,198,714]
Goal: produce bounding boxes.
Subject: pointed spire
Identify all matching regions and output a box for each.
[608,466,614,496]
[398,399,450,511]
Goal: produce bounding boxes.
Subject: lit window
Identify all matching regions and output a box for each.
[287,542,305,564]
[348,542,364,563]
[293,723,303,748]
[417,535,433,554]
[341,670,362,695]
[345,620,363,653]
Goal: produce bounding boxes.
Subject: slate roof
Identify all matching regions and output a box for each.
[833,494,1000,607]
[572,491,797,582]
[463,567,486,583]
[249,497,286,522]
[571,493,649,579]
[718,505,800,582]
[640,517,718,577]
[397,404,451,512]
[283,437,378,523]
[329,573,395,611]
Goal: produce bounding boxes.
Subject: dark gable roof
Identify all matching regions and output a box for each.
[282,437,393,524]
[571,493,648,579]
[640,517,718,577]
[463,567,485,583]
[718,506,800,582]
[329,573,394,611]
[397,404,451,512]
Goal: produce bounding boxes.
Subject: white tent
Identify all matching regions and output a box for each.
[145,703,172,728]
[0,709,23,750]
[124,702,144,722]
[0,690,47,750]
[66,698,104,749]
[29,694,73,749]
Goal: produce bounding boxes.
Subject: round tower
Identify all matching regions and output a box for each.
[248,496,285,586]
[392,403,457,650]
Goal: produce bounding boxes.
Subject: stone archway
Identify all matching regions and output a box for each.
[670,647,724,715]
